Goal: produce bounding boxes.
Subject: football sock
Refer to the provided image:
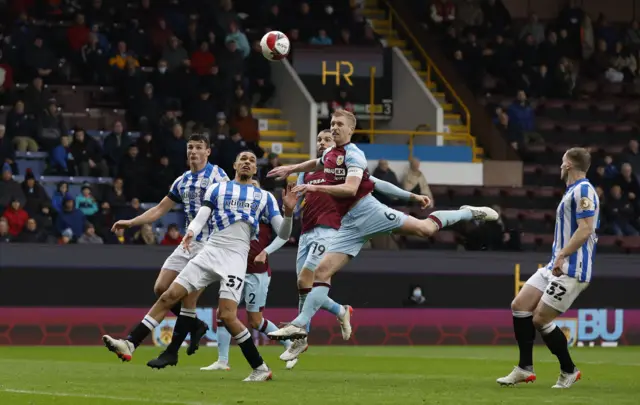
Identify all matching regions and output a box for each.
[216,319,231,362]
[169,302,182,317]
[428,208,473,229]
[512,311,535,370]
[298,288,311,332]
[539,322,576,374]
[165,308,196,354]
[259,318,291,347]
[234,328,265,369]
[127,315,159,348]
[292,284,330,327]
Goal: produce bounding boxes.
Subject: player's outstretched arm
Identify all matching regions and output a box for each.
[267,158,322,180]
[370,175,432,209]
[111,197,176,232]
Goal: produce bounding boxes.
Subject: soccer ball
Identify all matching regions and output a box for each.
[260,31,290,61]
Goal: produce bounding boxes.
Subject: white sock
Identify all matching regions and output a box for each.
[256,363,268,371]
[337,305,346,317]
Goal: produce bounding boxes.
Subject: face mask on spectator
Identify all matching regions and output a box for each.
[158,67,167,74]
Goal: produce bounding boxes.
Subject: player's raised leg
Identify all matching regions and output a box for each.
[496,283,542,386]
[395,206,498,238]
[201,316,232,370]
[147,289,205,369]
[102,281,191,362]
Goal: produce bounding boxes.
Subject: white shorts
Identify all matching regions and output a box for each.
[525,267,589,313]
[161,241,205,272]
[174,244,248,303]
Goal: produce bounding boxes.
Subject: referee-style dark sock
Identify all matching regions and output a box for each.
[169,302,182,317]
[539,322,576,374]
[234,327,265,369]
[165,308,197,354]
[299,288,311,332]
[513,311,535,370]
[127,315,158,347]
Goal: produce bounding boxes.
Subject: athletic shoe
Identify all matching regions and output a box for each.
[552,369,581,388]
[285,358,299,370]
[461,205,499,221]
[337,305,354,340]
[279,338,309,361]
[243,364,273,382]
[146,351,178,369]
[102,335,134,362]
[187,319,209,356]
[496,366,537,386]
[200,360,231,371]
[268,324,307,341]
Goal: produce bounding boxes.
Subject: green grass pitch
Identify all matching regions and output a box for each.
[0,346,639,405]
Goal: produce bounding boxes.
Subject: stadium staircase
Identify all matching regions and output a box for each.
[362,0,465,133]
[252,108,309,164]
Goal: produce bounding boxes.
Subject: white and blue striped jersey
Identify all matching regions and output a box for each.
[548,178,600,282]
[202,181,281,242]
[168,163,229,242]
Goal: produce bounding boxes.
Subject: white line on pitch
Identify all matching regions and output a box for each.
[1,388,223,405]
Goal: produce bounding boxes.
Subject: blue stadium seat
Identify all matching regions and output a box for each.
[15,151,49,177]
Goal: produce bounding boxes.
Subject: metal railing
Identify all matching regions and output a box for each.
[383,0,471,134]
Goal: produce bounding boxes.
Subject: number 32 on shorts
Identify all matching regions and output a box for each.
[545,281,567,301]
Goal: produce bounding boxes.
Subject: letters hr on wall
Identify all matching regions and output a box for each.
[290,45,393,119]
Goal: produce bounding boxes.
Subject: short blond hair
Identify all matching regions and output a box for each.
[566,147,591,172]
[332,110,356,129]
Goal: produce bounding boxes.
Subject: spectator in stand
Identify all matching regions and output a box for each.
[103,121,131,175]
[231,105,260,143]
[6,100,38,153]
[623,139,640,176]
[70,128,109,177]
[402,158,433,205]
[37,99,67,151]
[246,40,275,108]
[372,159,401,206]
[16,217,47,243]
[519,13,545,45]
[34,202,53,236]
[132,83,161,131]
[152,59,181,109]
[481,0,511,36]
[118,144,149,200]
[212,112,231,145]
[225,21,250,58]
[24,36,57,79]
[219,39,245,80]
[67,13,90,55]
[21,170,49,216]
[77,222,103,244]
[457,0,484,32]
[507,90,535,138]
[606,185,639,236]
[581,15,595,61]
[2,197,29,237]
[0,163,25,210]
[602,155,619,179]
[162,36,190,73]
[626,20,640,51]
[430,0,456,27]
[134,224,157,245]
[160,123,187,174]
[75,183,99,218]
[183,19,201,54]
[310,29,333,45]
[51,181,68,213]
[495,107,523,150]
[105,177,128,212]
[150,18,173,56]
[218,128,251,178]
[91,201,115,238]
[0,50,14,105]
[611,42,638,83]
[59,228,74,244]
[0,218,12,243]
[49,134,73,175]
[56,196,85,237]
[186,89,216,129]
[260,153,286,193]
[137,132,157,162]
[588,39,613,80]
[617,163,640,201]
[161,223,182,245]
[150,156,176,200]
[555,57,576,97]
[109,41,139,72]
[190,41,215,76]
[531,64,554,99]
[81,32,109,85]
[595,13,618,50]
[0,125,17,175]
